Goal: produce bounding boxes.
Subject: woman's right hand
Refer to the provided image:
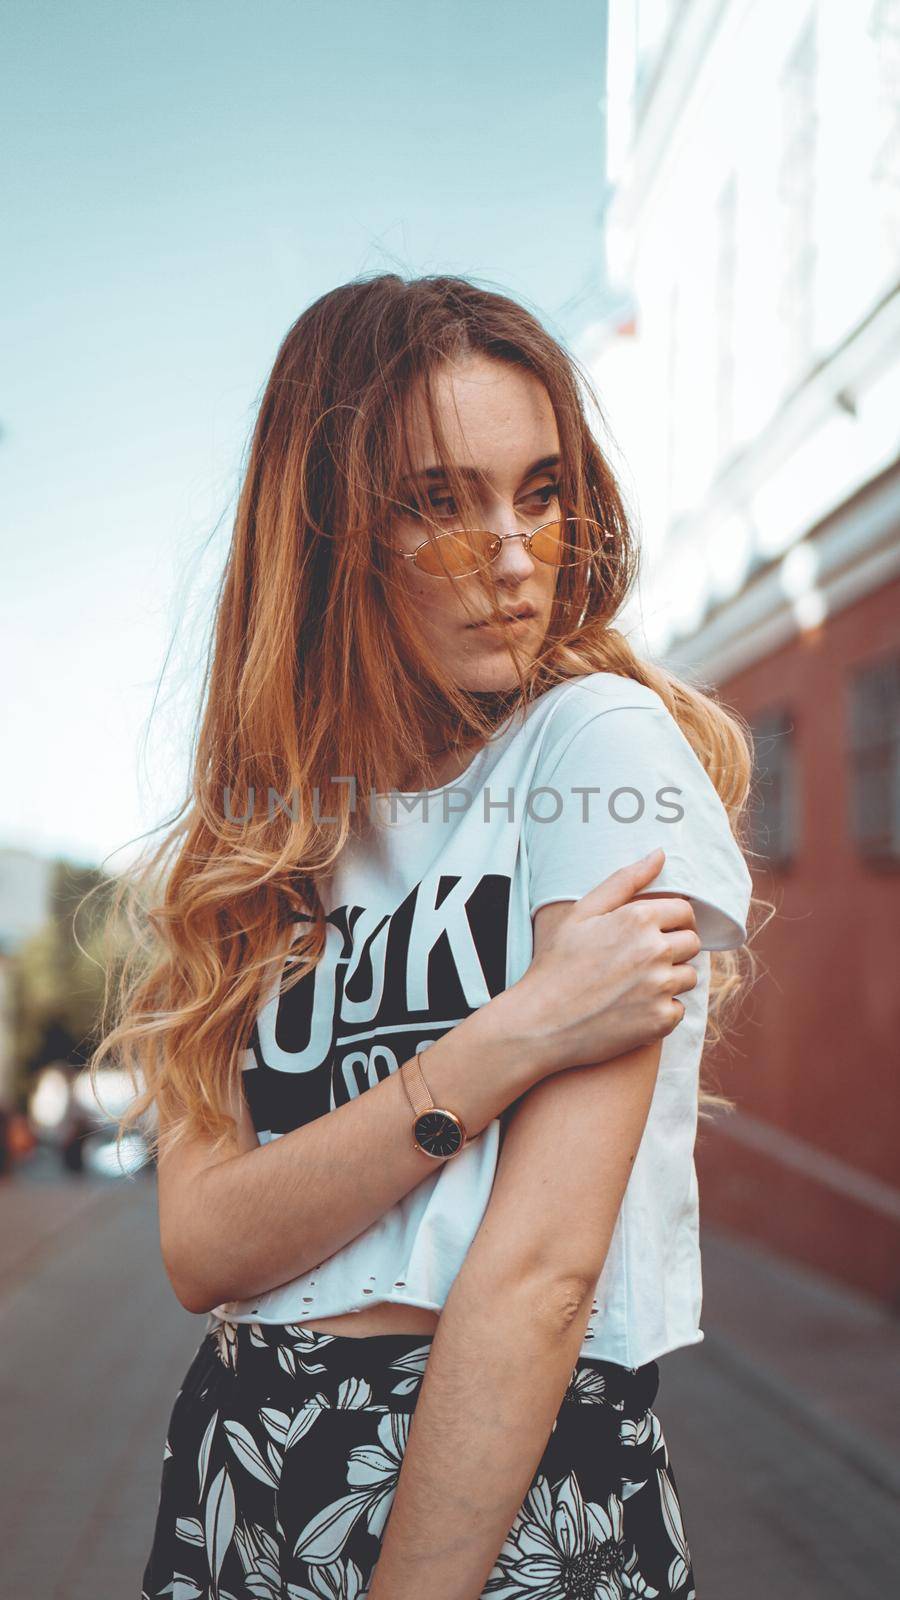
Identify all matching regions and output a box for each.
[510,848,703,1077]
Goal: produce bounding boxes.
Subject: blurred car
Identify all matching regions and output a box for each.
[27,1061,151,1177]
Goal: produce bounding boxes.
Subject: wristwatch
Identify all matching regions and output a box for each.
[400,1051,468,1159]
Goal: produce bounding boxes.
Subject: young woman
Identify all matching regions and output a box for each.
[96,273,756,1600]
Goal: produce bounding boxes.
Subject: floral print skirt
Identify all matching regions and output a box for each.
[140,1317,696,1600]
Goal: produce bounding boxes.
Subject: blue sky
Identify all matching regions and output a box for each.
[2,0,609,871]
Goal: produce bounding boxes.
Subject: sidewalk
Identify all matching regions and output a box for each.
[658,1224,900,1596]
[698,1224,900,1495]
[0,1155,206,1600]
[0,1155,139,1307]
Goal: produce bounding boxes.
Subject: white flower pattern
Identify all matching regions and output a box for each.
[482,1475,658,1599]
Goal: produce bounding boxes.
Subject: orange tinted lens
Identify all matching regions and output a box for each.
[415,531,498,576]
[530,518,596,566]
[528,521,565,565]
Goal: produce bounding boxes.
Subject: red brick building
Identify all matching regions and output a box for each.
[698,507,900,1306]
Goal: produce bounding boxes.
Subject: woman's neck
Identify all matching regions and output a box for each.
[398,737,480,793]
[403,687,524,792]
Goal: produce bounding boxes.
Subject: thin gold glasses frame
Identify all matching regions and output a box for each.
[399,515,607,579]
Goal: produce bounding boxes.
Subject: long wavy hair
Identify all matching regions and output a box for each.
[88,272,769,1168]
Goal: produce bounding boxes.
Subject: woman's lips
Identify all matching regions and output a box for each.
[467,609,537,630]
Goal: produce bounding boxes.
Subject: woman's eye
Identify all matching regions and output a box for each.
[411,479,560,521]
[528,481,561,508]
[407,493,458,519]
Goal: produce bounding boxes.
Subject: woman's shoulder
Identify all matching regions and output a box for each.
[528,671,667,752]
[547,670,665,715]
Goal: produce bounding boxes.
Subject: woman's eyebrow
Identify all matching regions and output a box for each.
[400,452,561,488]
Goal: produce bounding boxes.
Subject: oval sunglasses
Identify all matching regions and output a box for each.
[398,516,606,578]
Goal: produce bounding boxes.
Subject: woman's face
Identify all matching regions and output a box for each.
[393,354,562,691]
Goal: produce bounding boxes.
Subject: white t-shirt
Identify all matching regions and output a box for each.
[209,670,752,1367]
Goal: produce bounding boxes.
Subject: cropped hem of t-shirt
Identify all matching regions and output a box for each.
[210,670,753,1368]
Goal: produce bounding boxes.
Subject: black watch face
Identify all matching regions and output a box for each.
[414,1110,464,1158]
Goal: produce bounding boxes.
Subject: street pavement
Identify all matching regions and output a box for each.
[0,1149,897,1599]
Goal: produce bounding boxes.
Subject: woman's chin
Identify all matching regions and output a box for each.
[452,661,530,693]
[452,634,540,689]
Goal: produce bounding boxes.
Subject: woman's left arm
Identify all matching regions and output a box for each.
[366,902,672,1600]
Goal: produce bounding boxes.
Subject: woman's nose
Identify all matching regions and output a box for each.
[490,516,538,579]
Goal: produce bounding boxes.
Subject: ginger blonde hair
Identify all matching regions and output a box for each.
[88,273,768,1167]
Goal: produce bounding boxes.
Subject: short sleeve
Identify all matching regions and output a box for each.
[523,703,753,950]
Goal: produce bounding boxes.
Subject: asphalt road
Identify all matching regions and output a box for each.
[1,1151,897,1599]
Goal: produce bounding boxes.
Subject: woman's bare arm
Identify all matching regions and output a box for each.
[159,984,547,1314]
[159,853,694,1314]
[365,896,672,1600]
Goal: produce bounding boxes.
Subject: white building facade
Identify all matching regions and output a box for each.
[582,0,900,681]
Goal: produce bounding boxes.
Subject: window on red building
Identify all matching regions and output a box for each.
[748,709,797,867]
[849,654,900,865]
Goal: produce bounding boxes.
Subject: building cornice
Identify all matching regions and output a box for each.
[660,455,900,685]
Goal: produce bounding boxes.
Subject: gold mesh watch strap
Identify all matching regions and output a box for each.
[400,1053,434,1118]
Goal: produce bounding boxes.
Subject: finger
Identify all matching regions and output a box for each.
[574,849,666,915]
[666,963,700,998]
[666,995,687,1028]
[663,927,703,964]
[633,892,698,932]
